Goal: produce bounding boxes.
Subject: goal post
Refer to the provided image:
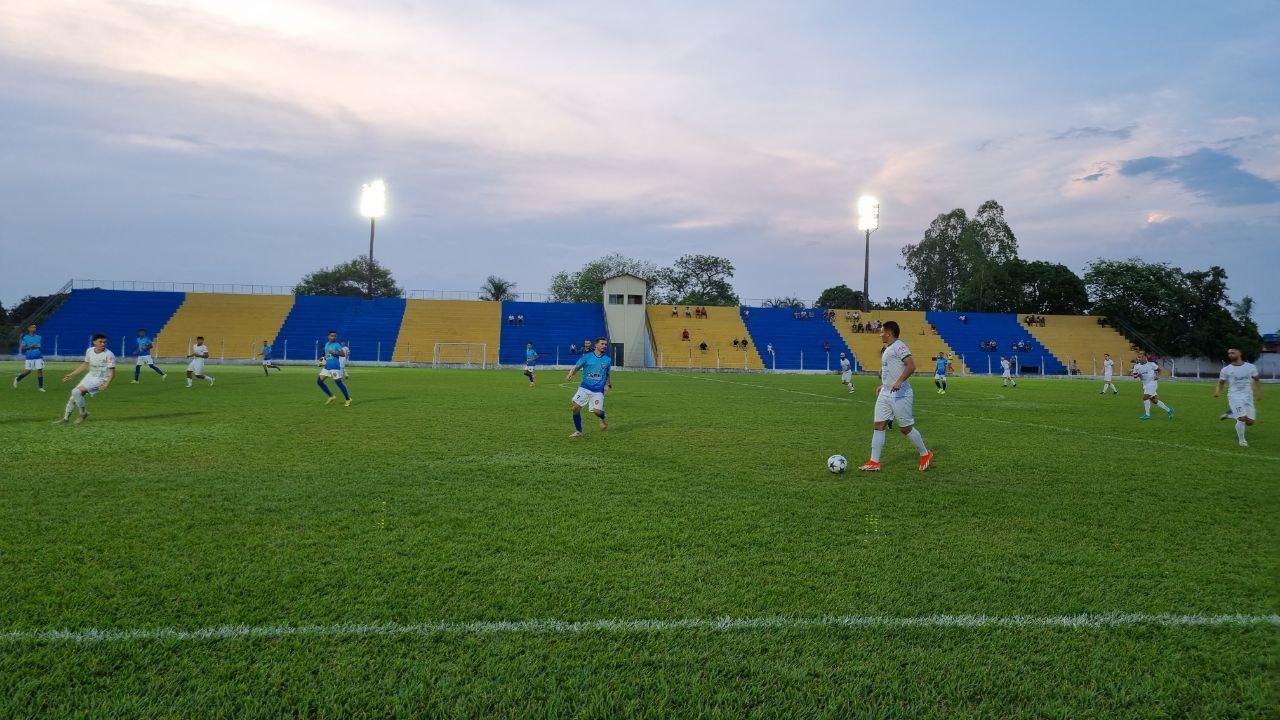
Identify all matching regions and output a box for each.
[432,343,488,368]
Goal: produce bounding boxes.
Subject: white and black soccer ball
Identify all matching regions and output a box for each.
[827,454,848,474]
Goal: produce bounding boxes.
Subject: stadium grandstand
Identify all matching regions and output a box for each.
[647,305,762,370]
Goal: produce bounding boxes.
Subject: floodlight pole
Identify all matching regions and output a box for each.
[862,228,871,312]
[367,217,376,299]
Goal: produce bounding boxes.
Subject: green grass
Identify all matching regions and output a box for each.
[1,363,1276,718]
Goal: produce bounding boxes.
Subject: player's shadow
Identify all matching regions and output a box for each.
[347,396,410,406]
[113,412,205,422]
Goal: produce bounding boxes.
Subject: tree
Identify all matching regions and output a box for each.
[479,275,518,302]
[656,254,739,306]
[762,296,805,308]
[295,257,401,298]
[880,295,921,311]
[976,260,1088,314]
[548,253,661,303]
[815,285,866,309]
[901,200,1020,311]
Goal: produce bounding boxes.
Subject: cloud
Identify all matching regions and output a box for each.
[1074,171,1107,183]
[1053,125,1136,141]
[1118,148,1280,206]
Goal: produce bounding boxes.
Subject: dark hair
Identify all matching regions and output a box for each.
[196,336,204,341]
[329,330,337,335]
[595,337,608,344]
[139,328,147,332]
[92,333,107,342]
[882,320,900,338]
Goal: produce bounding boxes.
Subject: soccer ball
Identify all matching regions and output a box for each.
[827,454,848,474]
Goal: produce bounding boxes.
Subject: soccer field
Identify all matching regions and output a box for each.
[2,363,1276,718]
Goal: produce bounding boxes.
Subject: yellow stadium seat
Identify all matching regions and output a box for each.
[648,306,763,369]
[154,293,295,360]
[393,300,501,365]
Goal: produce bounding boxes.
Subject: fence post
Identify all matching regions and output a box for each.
[800,350,804,371]
[54,335,59,357]
[314,340,319,361]
[1195,358,1201,379]
[1040,356,1044,375]
[220,337,225,362]
[987,356,992,375]
[120,336,126,357]
[377,341,382,366]
[557,347,561,367]
[826,351,830,371]
[716,348,720,370]
[283,339,288,361]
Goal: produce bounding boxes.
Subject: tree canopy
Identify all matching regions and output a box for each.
[480,275,518,302]
[295,257,402,298]
[815,284,866,310]
[901,200,1019,311]
[548,253,661,304]
[761,296,805,308]
[548,253,738,306]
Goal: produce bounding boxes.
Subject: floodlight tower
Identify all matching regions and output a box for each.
[359,180,387,299]
[857,195,879,312]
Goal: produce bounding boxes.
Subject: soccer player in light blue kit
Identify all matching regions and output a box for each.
[14,323,46,392]
[257,340,282,376]
[132,328,167,383]
[317,330,351,406]
[523,342,538,387]
[932,353,950,395]
[565,337,611,438]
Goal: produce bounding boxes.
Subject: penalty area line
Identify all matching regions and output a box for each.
[2,613,1276,644]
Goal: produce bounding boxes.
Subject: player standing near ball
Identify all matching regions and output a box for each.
[317,331,351,406]
[838,352,854,394]
[132,328,167,383]
[523,342,538,387]
[1214,348,1261,447]
[13,323,46,392]
[54,333,115,424]
[858,321,933,472]
[566,337,611,438]
[185,336,215,387]
[1132,351,1172,420]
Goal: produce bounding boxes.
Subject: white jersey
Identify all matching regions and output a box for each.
[880,339,912,393]
[1103,358,1114,378]
[1132,361,1160,384]
[840,357,851,372]
[84,348,116,379]
[340,347,350,366]
[1220,362,1258,402]
[1000,358,1011,376]
[192,344,209,358]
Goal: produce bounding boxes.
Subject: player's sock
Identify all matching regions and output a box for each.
[15,372,26,383]
[598,412,605,421]
[134,366,141,381]
[151,364,165,376]
[205,375,215,384]
[941,380,947,391]
[316,378,333,396]
[263,365,270,376]
[1155,401,1170,412]
[1235,420,1247,443]
[870,429,886,462]
[37,375,44,389]
[933,379,940,389]
[1143,399,1151,415]
[573,413,583,433]
[334,379,350,400]
[73,388,86,414]
[907,428,928,456]
[63,395,76,419]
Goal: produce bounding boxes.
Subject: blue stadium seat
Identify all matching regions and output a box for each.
[499,302,606,365]
[927,311,1066,374]
[37,289,186,357]
[739,307,854,370]
[274,296,406,362]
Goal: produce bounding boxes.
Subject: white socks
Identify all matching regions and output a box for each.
[1236,421,1247,443]
[870,429,886,462]
[1155,400,1170,411]
[1144,399,1152,414]
[65,389,85,418]
[907,428,928,455]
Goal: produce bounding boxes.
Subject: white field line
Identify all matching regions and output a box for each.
[682,375,1280,462]
[3,613,1276,644]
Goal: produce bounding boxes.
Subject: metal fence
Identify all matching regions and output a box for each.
[70,279,556,302]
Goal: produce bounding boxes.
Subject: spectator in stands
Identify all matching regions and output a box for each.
[742,308,751,318]
[583,340,593,355]
[766,342,775,359]
[685,305,692,317]
[516,314,525,326]
[852,310,861,322]
[959,314,967,324]
[732,338,740,349]
[569,343,579,354]
[672,305,679,317]
[823,339,831,353]
[741,338,750,351]
[507,313,515,325]
[681,329,690,342]
[699,341,708,352]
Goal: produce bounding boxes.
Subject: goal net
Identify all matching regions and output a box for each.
[432,343,488,368]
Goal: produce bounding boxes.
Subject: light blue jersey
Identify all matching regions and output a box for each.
[136,336,153,356]
[935,357,948,374]
[525,348,538,364]
[575,352,612,392]
[262,344,273,360]
[323,341,344,370]
[20,333,42,360]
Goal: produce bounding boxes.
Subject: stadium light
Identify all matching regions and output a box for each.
[857,195,879,312]
[359,180,386,299]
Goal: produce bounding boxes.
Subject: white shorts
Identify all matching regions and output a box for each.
[136,354,154,366]
[841,370,852,383]
[262,359,273,366]
[874,389,915,427]
[339,358,348,368]
[933,372,945,381]
[319,368,343,380]
[1142,381,1158,396]
[1002,372,1012,379]
[24,358,45,371]
[187,359,205,374]
[78,375,107,396]
[572,387,605,413]
[1103,374,1113,382]
[525,364,536,373]
[1228,396,1256,420]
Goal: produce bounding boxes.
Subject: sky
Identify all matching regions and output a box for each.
[2,1,1278,328]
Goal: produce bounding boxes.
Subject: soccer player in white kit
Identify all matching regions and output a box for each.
[1100,353,1118,395]
[185,336,216,387]
[340,340,351,380]
[1131,351,1172,420]
[55,333,115,424]
[1214,348,1261,447]
[858,321,933,472]
[838,352,854,393]
[1000,357,1016,387]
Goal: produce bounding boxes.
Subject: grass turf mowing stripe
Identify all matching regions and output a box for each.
[682,374,1280,462]
[4,613,1276,644]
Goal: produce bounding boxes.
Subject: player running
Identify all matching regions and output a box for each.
[858,321,933,472]
[1000,356,1016,387]
[523,343,538,387]
[1131,351,1173,420]
[1214,348,1261,447]
[839,352,854,394]
[566,337,611,438]
[317,331,351,406]
[932,353,950,394]
[1100,353,1118,395]
[132,328,167,383]
[13,323,46,392]
[257,340,282,376]
[185,337,216,387]
[54,333,115,424]
[340,340,351,380]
